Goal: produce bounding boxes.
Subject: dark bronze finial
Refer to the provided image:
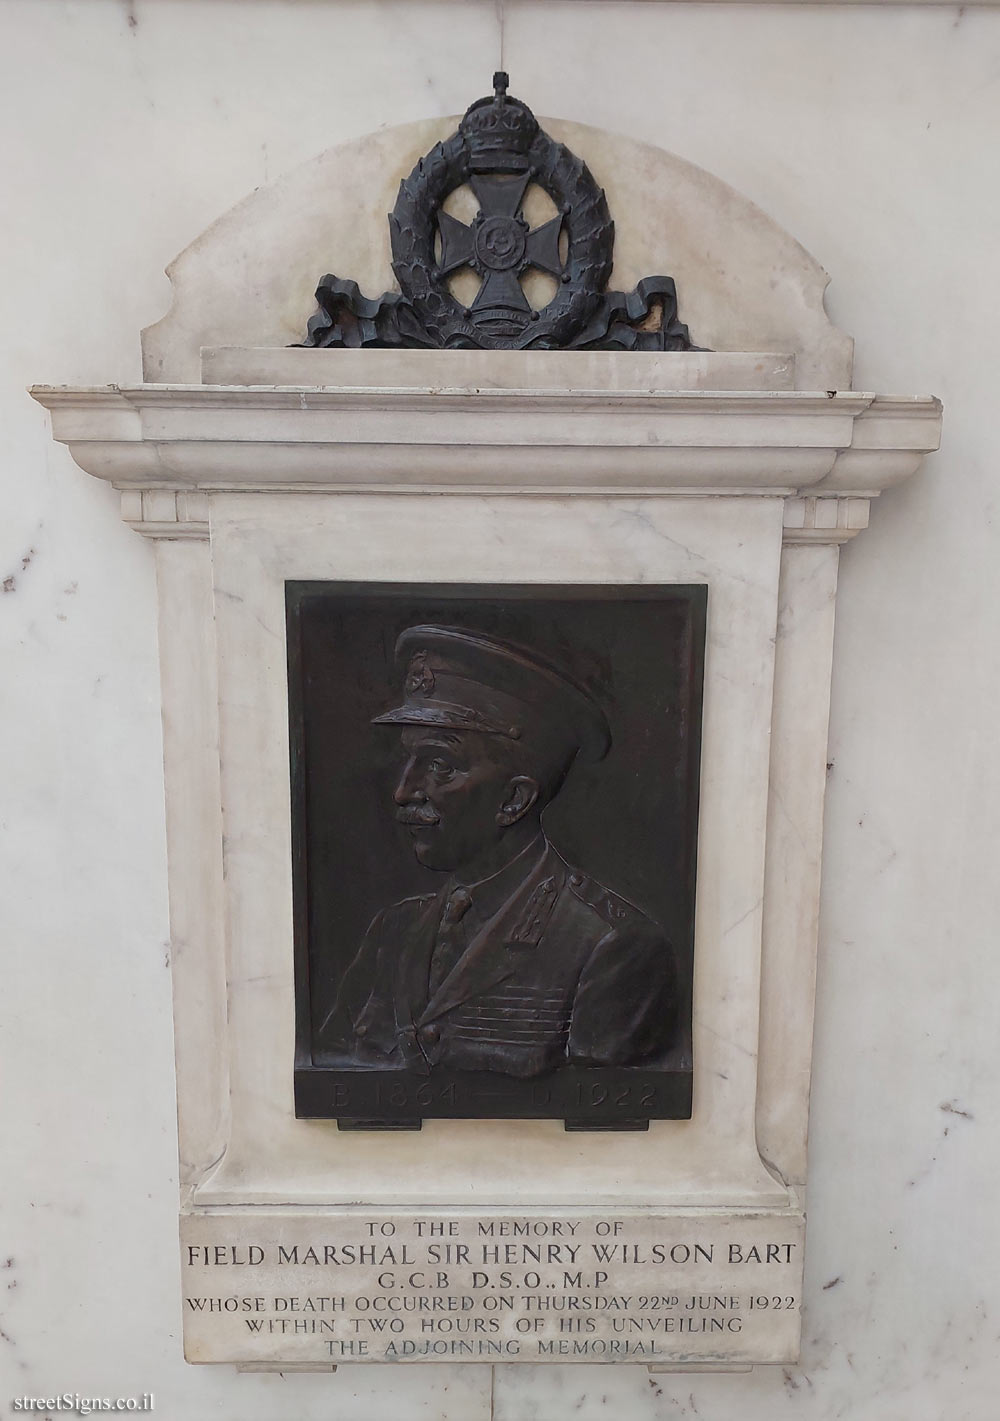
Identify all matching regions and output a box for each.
[493,70,509,99]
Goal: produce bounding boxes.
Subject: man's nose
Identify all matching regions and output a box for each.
[393,758,426,805]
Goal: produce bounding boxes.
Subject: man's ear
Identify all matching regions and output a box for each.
[496,776,540,827]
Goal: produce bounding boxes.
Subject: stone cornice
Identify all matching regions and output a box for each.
[30,384,941,508]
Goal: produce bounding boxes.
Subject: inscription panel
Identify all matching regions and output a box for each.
[181,1211,803,1365]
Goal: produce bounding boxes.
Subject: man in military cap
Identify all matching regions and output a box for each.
[318,626,678,1078]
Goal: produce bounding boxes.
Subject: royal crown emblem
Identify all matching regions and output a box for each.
[459,73,538,166]
[300,74,699,353]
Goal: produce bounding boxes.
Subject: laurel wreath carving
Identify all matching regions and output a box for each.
[387,130,614,350]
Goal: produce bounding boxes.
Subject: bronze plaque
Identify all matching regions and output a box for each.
[288,583,705,1128]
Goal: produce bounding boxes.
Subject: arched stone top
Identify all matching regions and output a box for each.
[142,116,853,390]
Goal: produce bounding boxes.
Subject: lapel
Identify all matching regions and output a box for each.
[418,844,561,1024]
[392,891,446,1034]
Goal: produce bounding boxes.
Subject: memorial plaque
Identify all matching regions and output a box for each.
[33,57,942,1377]
[288,583,705,1128]
[181,1211,802,1366]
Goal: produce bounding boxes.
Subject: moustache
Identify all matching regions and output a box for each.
[396,807,441,827]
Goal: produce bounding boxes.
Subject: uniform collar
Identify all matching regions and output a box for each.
[448,832,548,922]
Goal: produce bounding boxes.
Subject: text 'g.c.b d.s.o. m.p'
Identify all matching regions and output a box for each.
[299,73,701,353]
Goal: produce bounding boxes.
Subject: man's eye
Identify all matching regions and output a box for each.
[429,758,454,774]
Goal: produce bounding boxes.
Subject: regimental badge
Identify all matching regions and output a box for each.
[299,73,699,354]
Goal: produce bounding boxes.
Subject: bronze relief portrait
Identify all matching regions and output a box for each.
[288,585,705,1128]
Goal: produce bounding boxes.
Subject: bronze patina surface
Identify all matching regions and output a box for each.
[288,584,704,1128]
[300,74,699,354]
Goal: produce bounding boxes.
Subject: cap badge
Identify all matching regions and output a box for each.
[405,651,435,697]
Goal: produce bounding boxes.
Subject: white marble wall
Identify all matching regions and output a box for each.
[2,1,997,1417]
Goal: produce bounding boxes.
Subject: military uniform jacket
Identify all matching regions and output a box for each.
[317,837,678,1078]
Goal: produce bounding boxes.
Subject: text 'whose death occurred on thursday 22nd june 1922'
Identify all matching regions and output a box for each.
[181,1212,802,1364]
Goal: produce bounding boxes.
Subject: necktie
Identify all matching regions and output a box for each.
[428,887,473,997]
